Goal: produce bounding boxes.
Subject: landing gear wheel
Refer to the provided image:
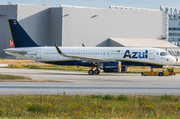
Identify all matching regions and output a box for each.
[158,72,164,76]
[141,72,145,76]
[94,70,100,75]
[88,70,94,75]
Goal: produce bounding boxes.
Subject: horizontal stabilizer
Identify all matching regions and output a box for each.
[3,49,27,55]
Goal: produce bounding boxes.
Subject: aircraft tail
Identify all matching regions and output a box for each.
[8,19,39,48]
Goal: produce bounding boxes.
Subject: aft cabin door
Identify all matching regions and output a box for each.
[149,49,155,61]
[36,49,41,59]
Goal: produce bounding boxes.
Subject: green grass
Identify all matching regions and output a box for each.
[117,95,128,101]
[0,94,179,118]
[0,73,31,80]
[160,93,174,101]
[8,64,90,72]
[0,73,63,82]
[102,94,114,100]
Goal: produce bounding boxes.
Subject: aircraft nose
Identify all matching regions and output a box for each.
[170,56,176,64]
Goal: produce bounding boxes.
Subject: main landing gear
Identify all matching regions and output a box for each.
[88,69,100,75]
[88,63,100,75]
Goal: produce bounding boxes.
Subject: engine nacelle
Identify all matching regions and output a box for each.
[103,61,121,72]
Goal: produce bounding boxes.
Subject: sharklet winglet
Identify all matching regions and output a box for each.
[82,43,85,47]
[54,43,63,55]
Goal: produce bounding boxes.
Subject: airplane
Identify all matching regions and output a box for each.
[4,19,176,75]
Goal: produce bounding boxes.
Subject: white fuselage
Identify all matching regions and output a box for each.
[4,47,176,66]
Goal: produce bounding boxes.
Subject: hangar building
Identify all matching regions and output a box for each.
[0,4,179,58]
[161,6,180,47]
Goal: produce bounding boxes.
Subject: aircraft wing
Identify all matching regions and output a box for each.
[3,49,27,55]
[54,43,104,62]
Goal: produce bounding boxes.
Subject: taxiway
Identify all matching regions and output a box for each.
[0,68,180,95]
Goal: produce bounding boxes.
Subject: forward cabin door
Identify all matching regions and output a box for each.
[36,49,41,59]
[149,49,155,61]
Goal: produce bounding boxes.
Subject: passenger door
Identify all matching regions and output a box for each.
[149,49,155,61]
[36,49,41,59]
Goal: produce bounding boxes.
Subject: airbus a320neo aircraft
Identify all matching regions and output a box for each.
[4,19,176,75]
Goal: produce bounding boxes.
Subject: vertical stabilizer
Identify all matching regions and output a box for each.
[8,19,39,48]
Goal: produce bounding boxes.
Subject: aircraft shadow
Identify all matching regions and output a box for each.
[39,72,139,76]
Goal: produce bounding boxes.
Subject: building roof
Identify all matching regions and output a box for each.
[109,38,179,48]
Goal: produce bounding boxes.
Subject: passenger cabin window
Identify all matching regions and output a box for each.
[160,52,168,56]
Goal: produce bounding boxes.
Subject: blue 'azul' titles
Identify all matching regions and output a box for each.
[123,50,148,59]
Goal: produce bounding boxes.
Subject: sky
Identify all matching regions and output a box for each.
[1,0,180,10]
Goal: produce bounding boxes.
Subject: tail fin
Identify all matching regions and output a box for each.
[8,19,39,48]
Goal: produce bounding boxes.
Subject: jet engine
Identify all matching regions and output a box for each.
[103,61,122,72]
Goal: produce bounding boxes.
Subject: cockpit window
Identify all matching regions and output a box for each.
[167,52,170,55]
[160,52,168,56]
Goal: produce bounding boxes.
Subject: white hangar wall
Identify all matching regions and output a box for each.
[62,7,164,47]
[0,5,17,58]
[48,8,63,46]
[17,4,50,46]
